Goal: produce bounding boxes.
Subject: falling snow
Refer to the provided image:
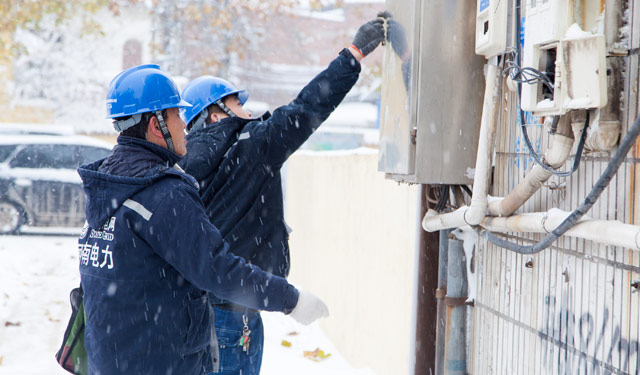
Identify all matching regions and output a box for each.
[0,234,372,375]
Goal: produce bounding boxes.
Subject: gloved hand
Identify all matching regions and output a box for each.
[351,18,385,58]
[378,11,409,60]
[288,289,329,325]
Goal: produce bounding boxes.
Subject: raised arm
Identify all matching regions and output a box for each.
[256,18,385,167]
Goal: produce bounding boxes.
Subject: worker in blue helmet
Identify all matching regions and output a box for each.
[181,76,249,132]
[77,64,329,374]
[179,17,385,375]
[106,64,193,155]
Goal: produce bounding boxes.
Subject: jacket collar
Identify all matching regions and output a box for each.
[116,136,182,166]
[190,111,271,133]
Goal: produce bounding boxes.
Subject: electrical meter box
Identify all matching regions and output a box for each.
[475,0,508,57]
[520,0,607,115]
[378,0,485,184]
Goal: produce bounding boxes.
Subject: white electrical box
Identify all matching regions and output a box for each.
[520,0,607,115]
[560,33,608,111]
[520,0,570,115]
[475,0,508,57]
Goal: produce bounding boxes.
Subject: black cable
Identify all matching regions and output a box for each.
[461,185,473,197]
[515,0,522,61]
[477,0,633,254]
[435,185,450,212]
[480,113,640,254]
[507,63,555,94]
[511,0,585,178]
[520,111,589,177]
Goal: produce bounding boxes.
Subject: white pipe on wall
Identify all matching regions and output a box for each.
[422,58,501,232]
[575,120,622,152]
[481,208,640,250]
[487,133,574,217]
[464,58,501,226]
[422,207,467,232]
[424,121,573,231]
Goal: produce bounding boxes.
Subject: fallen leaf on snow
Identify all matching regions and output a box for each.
[4,321,21,327]
[3,293,8,299]
[286,331,298,336]
[281,340,292,347]
[303,348,331,362]
[0,355,4,365]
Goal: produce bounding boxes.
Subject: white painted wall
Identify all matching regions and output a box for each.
[284,149,420,375]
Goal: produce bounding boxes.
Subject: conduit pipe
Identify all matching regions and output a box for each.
[425,116,574,229]
[422,58,501,231]
[487,116,574,217]
[434,229,451,375]
[464,58,501,225]
[444,238,468,375]
[480,209,640,251]
[482,113,640,253]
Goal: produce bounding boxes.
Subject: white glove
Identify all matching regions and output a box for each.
[288,289,329,325]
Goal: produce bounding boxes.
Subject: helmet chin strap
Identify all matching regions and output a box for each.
[155,110,175,153]
[215,99,237,118]
[113,113,142,132]
[189,108,209,131]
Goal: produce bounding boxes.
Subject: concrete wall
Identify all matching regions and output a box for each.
[284,149,420,375]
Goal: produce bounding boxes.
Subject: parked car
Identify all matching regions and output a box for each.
[0,134,113,234]
[0,122,75,136]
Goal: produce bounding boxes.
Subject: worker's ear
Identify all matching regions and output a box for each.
[209,113,221,124]
[147,115,163,139]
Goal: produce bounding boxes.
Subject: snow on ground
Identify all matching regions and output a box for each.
[0,233,372,375]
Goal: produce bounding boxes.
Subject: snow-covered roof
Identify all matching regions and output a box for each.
[0,123,75,136]
[0,134,113,149]
[323,102,378,127]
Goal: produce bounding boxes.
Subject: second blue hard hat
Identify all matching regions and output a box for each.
[181,76,249,127]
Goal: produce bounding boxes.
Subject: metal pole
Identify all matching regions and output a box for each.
[414,185,441,375]
[434,229,450,375]
[444,238,468,375]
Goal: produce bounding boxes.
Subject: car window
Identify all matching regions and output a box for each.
[10,145,72,169]
[74,146,111,166]
[11,145,54,168]
[53,145,80,169]
[9,144,111,169]
[0,145,18,162]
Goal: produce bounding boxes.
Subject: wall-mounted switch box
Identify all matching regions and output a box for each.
[475,0,508,57]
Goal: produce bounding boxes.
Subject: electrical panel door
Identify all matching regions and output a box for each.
[379,0,485,184]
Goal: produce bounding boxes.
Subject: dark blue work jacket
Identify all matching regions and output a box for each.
[77,136,298,374]
[180,49,361,290]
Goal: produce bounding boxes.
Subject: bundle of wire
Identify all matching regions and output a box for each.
[479,0,635,253]
[505,1,588,178]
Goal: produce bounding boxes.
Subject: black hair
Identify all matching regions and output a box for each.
[117,110,168,139]
[207,102,226,115]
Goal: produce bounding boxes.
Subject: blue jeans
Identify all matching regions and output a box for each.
[211,306,264,375]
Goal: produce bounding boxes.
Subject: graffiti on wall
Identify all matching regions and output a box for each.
[538,288,639,375]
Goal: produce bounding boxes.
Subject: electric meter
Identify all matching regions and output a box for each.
[475,0,508,57]
[520,0,607,115]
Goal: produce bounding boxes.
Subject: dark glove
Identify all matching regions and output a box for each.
[378,11,409,60]
[351,18,385,57]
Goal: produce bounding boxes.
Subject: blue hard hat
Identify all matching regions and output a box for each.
[181,76,249,127]
[106,64,192,121]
